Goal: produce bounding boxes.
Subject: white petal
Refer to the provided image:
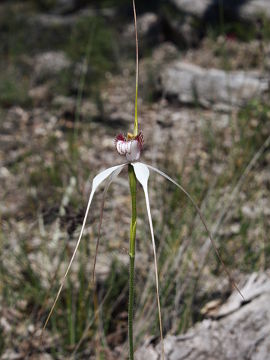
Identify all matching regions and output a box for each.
[132,162,164,359]
[43,163,125,331]
[126,141,131,154]
[126,140,141,162]
[92,165,123,283]
[143,162,244,299]
[116,141,122,154]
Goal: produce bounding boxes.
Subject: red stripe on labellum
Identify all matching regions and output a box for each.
[135,132,144,150]
[114,134,126,151]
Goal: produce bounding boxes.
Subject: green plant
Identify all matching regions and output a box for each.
[66,15,119,77]
[0,66,31,107]
[42,2,245,359]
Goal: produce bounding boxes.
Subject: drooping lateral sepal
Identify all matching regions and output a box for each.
[43,163,126,331]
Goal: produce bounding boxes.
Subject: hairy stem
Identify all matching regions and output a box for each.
[128,164,137,359]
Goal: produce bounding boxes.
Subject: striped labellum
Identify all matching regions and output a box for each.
[115,132,143,162]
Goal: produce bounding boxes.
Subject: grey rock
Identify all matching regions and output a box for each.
[159,61,269,111]
[33,51,71,82]
[29,7,96,29]
[27,13,80,44]
[169,0,270,22]
[52,95,76,110]
[52,0,77,14]
[124,13,163,51]
[28,83,52,105]
[29,6,114,29]
[165,0,270,46]
[1,350,53,360]
[169,0,212,18]
[163,15,200,48]
[26,8,101,50]
[136,272,270,360]
[238,0,270,21]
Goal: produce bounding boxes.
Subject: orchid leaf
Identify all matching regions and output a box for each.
[43,164,125,332]
[132,162,164,359]
[145,163,244,300]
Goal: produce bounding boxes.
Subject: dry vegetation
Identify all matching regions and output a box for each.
[0,1,270,359]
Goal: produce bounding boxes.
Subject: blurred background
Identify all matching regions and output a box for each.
[0,0,270,359]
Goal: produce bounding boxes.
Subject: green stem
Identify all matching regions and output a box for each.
[128,164,137,360]
[133,0,139,136]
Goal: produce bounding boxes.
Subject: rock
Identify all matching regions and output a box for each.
[52,96,100,122]
[52,95,76,111]
[32,51,71,83]
[1,349,53,360]
[52,0,78,14]
[29,8,95,29]
[123,13,163,52]
[28,6,114,30]
[169,0,270,22]
[27,13,78,50]
[151,42,179,63]
[136,272,270,360]
[162,13,200,48]
[1,350,24,360]
[183,37,263,70]
[80,100,99,119]
[158,61,269,111]
[28,83,52,105]
[169,0,211,18]
[26,8,104,50]
[164,0,270,47]
[45,0,111,16]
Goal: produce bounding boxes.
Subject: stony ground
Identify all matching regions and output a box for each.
[0,1,270,359]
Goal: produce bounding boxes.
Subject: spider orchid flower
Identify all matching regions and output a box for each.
[43,130,243,356]
[43,1,243,358]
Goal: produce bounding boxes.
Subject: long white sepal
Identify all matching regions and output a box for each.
[92,165,124,283]
[43,164,125,332]
[132,162,164,360]
[145,163,244,300]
